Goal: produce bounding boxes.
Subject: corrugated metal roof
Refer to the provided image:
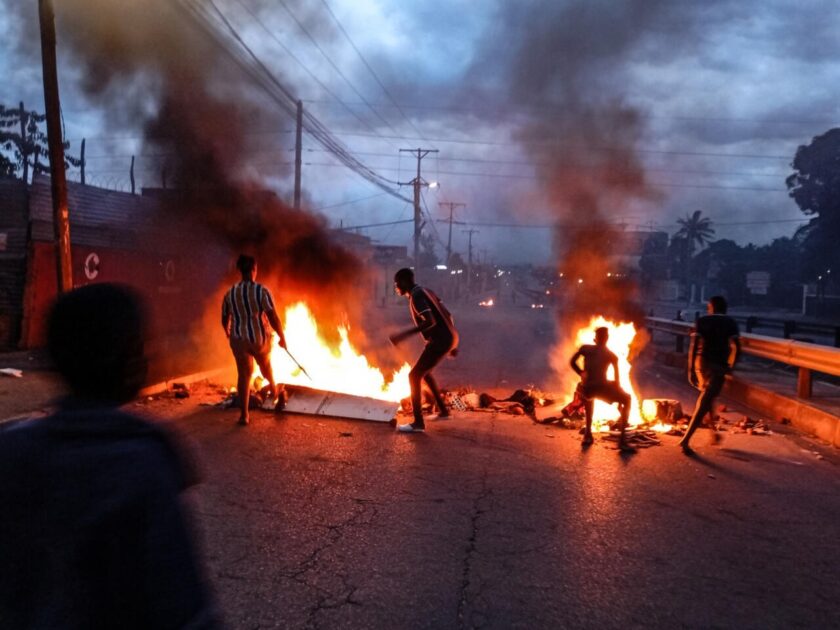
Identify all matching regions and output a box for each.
[29,174,160,249]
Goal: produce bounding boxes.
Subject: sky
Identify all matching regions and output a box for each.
[2,0,840,266]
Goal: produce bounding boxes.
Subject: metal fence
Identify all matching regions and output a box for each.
[645,317,840,399]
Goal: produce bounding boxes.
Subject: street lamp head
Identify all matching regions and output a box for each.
[428,181,439,189]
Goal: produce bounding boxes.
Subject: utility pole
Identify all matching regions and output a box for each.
[439,201,465,266]
[398,148,438,266]
[294,100,303,210]
[462,228,479,294]
[38,0,73,293]
[18,102,29,184]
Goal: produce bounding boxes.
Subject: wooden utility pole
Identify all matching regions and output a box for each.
[438,201,465,266]
[80,138,86,185]
[38,0,73,293]
[462,228,479,294]
[18,102,29,184]
[294,100,303,210]
[398,148,438,266]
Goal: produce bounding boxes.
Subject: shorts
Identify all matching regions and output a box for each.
[580,381,630,405]
[230,336,272,365]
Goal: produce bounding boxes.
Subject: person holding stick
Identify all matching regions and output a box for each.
[222,254,287,426]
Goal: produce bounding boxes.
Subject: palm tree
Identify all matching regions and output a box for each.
[674,210,715,300]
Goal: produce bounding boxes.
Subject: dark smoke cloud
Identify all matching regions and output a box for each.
[23,0,369,337]
[461,0,690,325]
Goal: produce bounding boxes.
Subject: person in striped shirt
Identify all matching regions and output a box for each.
[222,255,287,426]
[390,268,459,433]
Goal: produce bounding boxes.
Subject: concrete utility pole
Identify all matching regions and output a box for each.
[462,228,479,294]
[398,148,438,266]
[294,100,303,210]
[439,201,465,266]
[39,0,73,293]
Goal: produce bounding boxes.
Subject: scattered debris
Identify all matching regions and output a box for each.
[339,432,353,438]
[172,382,190,399]
[601,429,662,448]
[0,368,23,378]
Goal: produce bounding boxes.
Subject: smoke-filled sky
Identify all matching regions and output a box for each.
[2,0,839,265]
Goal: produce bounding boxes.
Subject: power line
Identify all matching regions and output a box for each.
[179,0,411,202]
[300,99,840,127]
[272,0,401,138]
[316,0,436,149]
[230,0,399,149]
[312,191,391,211]
[83,147,791,180]
[337,218,414,230]
[83,158,790,192]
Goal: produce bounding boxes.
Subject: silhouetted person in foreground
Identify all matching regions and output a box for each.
[0,283,219,629]
[222,254,287,426]
[570,326,634,451]
[390,268,459,433]
[680,295,741,455]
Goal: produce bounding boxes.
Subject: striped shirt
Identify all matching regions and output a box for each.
[222,281,277,345]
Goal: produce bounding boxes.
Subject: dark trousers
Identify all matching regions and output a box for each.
[682,361,727,445]
[410,337,455,425]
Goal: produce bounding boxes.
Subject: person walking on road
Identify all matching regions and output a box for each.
[680,295,741,455]
[222,254,287,426]
[0,283,219,629]
[390,268,459,433]
[570,326,634,451]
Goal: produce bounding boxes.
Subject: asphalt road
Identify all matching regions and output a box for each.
[9,303,838,628]
[147,362,840,629]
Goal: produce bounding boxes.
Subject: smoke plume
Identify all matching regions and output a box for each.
[47,0,367,336]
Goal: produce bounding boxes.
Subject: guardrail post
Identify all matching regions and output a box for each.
[797,367,812,398]
[783,320,796,339]
[675,333,684,353]
[834,327,840,348]
[746,316,757,333]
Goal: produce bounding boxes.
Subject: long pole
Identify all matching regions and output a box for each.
[399,148,438,266]
[294,100,302,210]
[439,201,465,266]
[462,228,478,294]
[18,102,29,184]
[38,0,73,293]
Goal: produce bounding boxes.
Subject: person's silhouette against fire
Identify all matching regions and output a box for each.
[390,268,459,433]
[680,295,740,455]
[0,283,219,628]
[222,254,287,426]
[570,326,634,451]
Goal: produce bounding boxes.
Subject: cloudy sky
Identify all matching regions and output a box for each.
[2,0,839,265]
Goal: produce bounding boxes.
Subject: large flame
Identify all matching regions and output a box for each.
[571,317,643,430]
[555,316,668,432]
[263,303,411,402]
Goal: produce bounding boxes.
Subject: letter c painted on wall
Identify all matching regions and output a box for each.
[84,252,100,280]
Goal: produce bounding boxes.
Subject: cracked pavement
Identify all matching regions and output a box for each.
[148,371,840,629]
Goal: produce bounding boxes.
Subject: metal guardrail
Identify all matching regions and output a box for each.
[645,317,840,398]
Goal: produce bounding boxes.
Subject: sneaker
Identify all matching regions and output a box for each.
[237,417,249,426]
[275,390,289,412]
[427,413,451,421]
[260,397,277,412]
[397,422,425,433]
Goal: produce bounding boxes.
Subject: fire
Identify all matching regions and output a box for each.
[262,303,411,402]
[479,298,495,307]
[562,316,669,432]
